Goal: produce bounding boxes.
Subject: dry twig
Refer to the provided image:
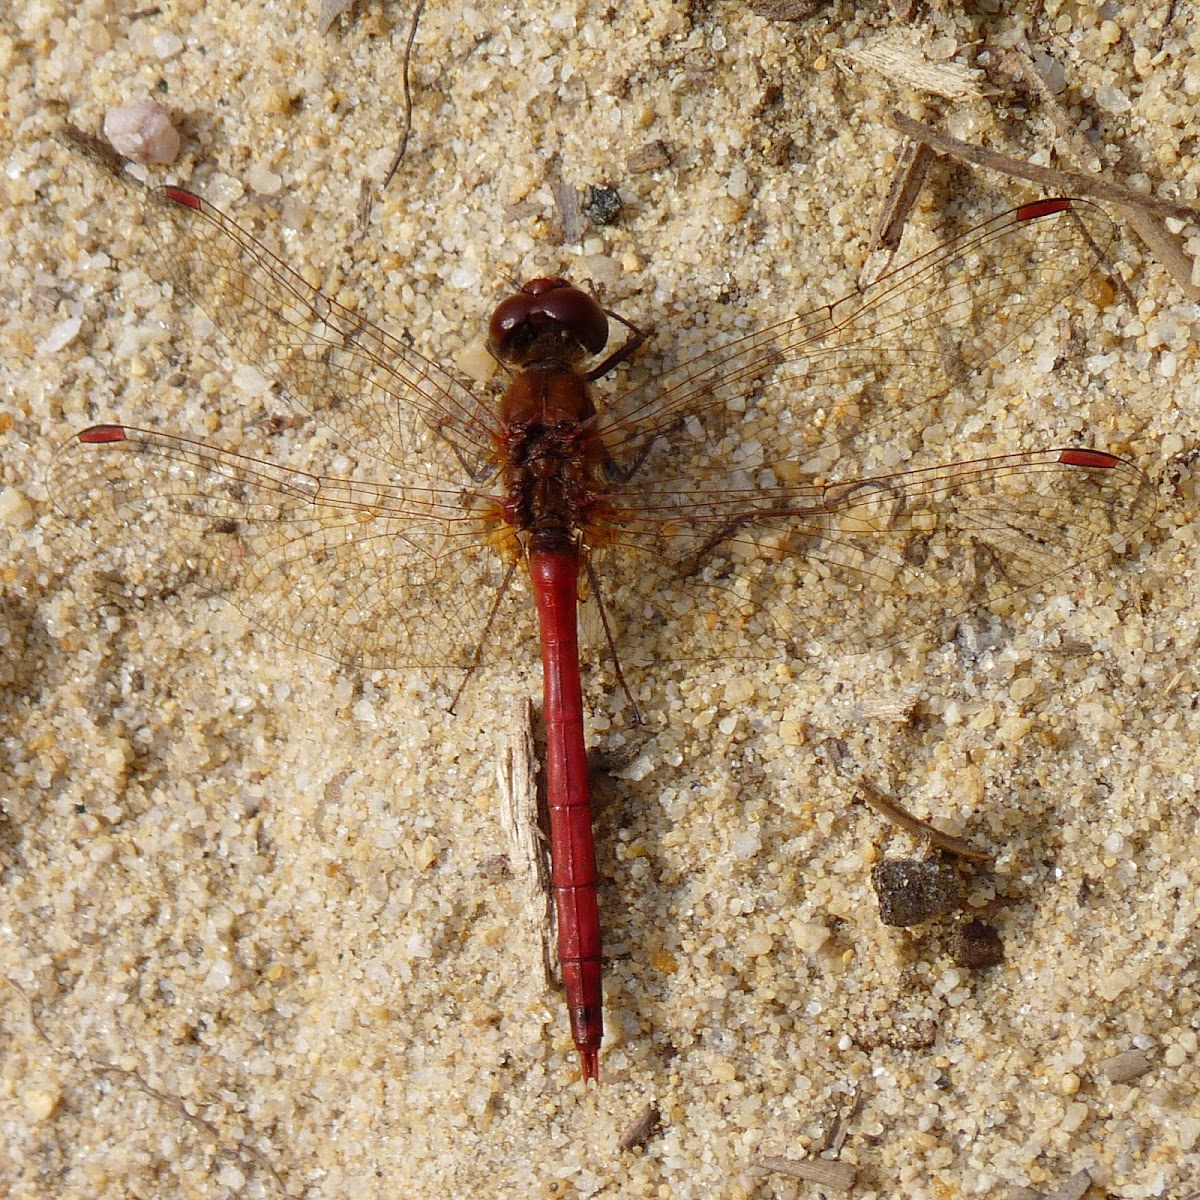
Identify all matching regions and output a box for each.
[382,0,428,187]
[1005,37,1200,299]
[856,776,993,862]
[860,138,936,287]
[820,1089,863,1155]
[59,121,130,180]
[890,110,1200,224]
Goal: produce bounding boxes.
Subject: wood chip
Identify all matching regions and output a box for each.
[870,139,936,253]
[835,35,985,103]
[496,697,558,988]
[554,179,586,244]
[1095,1048,1154,1083]
[618,1102,660,1151]
[757,1155,857,1191]
[627,140,671,174]
[356,176,373,231]
[852,686,921,725]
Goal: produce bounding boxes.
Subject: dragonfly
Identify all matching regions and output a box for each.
[51,185,1156,1081]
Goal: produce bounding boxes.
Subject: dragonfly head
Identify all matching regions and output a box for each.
[488,278,609,368]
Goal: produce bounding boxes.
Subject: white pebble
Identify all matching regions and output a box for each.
[1164,1043,1187,1067]
[247,163,283,195]
[217,1164,246,1189]
[0,486,34,529]
[1179,1117,1200,1152]
[152,31,184,59]
[204,959,234,990]
[745,931,773,956]
[232,364,271,396]
[456,337,498,384]
[40,315,82,353]
[580,254,621,290]
[1094,83,1132,113]
[448,261,482,290]
[731,825,761,859]
[23,1088,61,1121]
[791,919,830,954]
[103,101,181,165]
[620,753,654,782]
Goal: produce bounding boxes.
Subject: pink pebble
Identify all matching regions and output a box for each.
[103,101,182,165]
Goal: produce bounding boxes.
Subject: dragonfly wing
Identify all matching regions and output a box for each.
[141,187,500,475]
[50,425,532,672]
[599,199,1116,475]
[600,449,1155,661]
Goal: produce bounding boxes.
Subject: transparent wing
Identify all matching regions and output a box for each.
[599,199,1115,475]
[51,185,1151,679]
[141,186,500,472]
[597,448,1155,661]
[49,424,534,672]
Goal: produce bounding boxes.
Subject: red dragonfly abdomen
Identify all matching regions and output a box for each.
[528,546,603,1081]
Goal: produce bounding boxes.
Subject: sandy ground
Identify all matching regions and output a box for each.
[2,2,1199,1197]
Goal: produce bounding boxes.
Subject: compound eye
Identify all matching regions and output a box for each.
[488,293,537,353]
[532,285,608,355]
[487,280,609,361]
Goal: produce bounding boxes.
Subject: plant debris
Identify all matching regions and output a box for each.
[618,1102,661,1152]
[584,184,624,226]
[756,1154,856,1191]
[1095,1048,1154,1084]
[951,917,1004,969]
[856,777,993,862]
[871,855,962,927]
